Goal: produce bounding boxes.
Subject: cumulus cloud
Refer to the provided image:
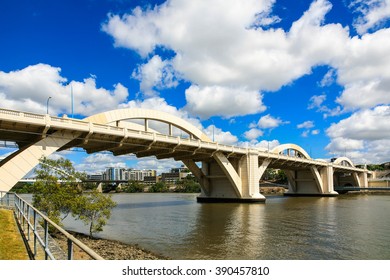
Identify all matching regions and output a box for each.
[102,0,351,118]
[0,63,129,116]
[244,128,264,141]
[349,0,390,34]
[326,106,390,163]
[184,85,266,119]
[308,94,343,118]
[333,28,390,111]
[257,114,288,129]
[120,96,203,130]
[327,106,390,140]
[297,121,318,137]
[204,125,238,145]
[132,55,179,97]
[121,97,239,145]
[297,121,315,129]
[319,68,337,87]
[75,152,181,175]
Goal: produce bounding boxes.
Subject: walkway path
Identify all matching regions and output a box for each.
[0,209,29,260]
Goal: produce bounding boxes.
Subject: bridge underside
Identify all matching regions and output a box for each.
[0,108,370,202]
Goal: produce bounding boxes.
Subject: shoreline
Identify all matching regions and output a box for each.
[53,230,169,260]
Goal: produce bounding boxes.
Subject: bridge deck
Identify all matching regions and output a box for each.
[0,108,367,173]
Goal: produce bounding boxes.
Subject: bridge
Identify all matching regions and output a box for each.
[0,107,371,202]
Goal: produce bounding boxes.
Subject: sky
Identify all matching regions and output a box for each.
[1,0,390,175]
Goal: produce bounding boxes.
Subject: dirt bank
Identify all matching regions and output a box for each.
[53,231,168,260]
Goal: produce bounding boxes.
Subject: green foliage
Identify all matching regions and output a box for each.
[10,182,34,194]
[122,181,144,193]
[174,178,201,193]
[262,168,288,184]
[149,182,169,193]
[73,190,117,238]
[276,170,288,184]
[366,164,385,171]
[31,157,117,237]
[32,157,83,226]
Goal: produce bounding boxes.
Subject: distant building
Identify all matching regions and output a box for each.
[87,174,103,181]
[143,175,160,185]
[103,167,157,182]
[161,167,191,185]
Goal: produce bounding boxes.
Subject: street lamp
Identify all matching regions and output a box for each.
[210,119,215,142]
[46,97,52,114]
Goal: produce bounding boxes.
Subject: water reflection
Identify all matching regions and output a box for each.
[60,193,390,260]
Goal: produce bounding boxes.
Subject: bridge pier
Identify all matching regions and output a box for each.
[185,152,266,203]
[283,165,338,197]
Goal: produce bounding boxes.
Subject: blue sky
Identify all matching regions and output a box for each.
[1,0,390,174]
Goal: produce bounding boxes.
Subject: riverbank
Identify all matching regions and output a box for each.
[52,231,168,260]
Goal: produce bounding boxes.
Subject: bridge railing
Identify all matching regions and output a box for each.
[0,108,369,173]
[0,191,103,260]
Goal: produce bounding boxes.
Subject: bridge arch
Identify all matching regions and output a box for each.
[84,108,211,142]
[332,157,355,167]
[271,144,311,159]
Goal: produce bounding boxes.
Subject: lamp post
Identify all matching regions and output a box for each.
[210,119,215,142]
[46,97,52,115]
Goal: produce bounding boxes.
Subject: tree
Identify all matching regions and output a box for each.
[174,178,201,193]
[32,157,117,237]
[149,182,169,192]
[32,157,83,226]
[73,190,117,238]
[123,180,144,193]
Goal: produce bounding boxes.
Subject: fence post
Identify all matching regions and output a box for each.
[33,210,37,258]
[67,239,74,260]
[44,220,49,260]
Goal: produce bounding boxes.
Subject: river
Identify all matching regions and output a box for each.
[59,192,390,260]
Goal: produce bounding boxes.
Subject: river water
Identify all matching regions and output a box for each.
[61,193,390,260]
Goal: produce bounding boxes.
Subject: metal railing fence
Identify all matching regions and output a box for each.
[0,191,103,260]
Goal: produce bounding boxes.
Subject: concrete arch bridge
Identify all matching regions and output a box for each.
[0,108,371,202]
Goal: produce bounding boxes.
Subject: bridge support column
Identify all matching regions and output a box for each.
[195,152,265,203]
[284,165,338,197]
[358,171,368,188]
[0,131,80,193]
[97,183,103,193]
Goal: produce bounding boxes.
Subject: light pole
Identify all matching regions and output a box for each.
[210,119,215,142]
[46,97,52,114]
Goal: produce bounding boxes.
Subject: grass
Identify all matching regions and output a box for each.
[0,209,29,260]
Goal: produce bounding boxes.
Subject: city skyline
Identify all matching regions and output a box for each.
[1,0,390,174]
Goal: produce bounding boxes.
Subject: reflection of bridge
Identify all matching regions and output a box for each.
[0,108,371,202]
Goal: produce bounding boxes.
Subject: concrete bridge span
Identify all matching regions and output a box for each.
[0,108,370,202]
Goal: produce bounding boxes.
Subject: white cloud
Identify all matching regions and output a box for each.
[297,121,318,138]
[101,7,160,57]
[326,137,365,152]
[120,97,203,130]
[327,106,390,140]
[326,105,390,163]
[308,94,327,109]
[0,63,129,116]
[257,114,288,129]
[238,139,280,151]
[244,128,264,141]
[103,0,351,118]
[297,121,315,129]
[349,0,390,34]
[204,125,238,145]
[308,94,343,118]
[132,55,178,97]
[319,68,336,87]
[184,85,266,119]
[334,28,390,111]
[75,152,181,175]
